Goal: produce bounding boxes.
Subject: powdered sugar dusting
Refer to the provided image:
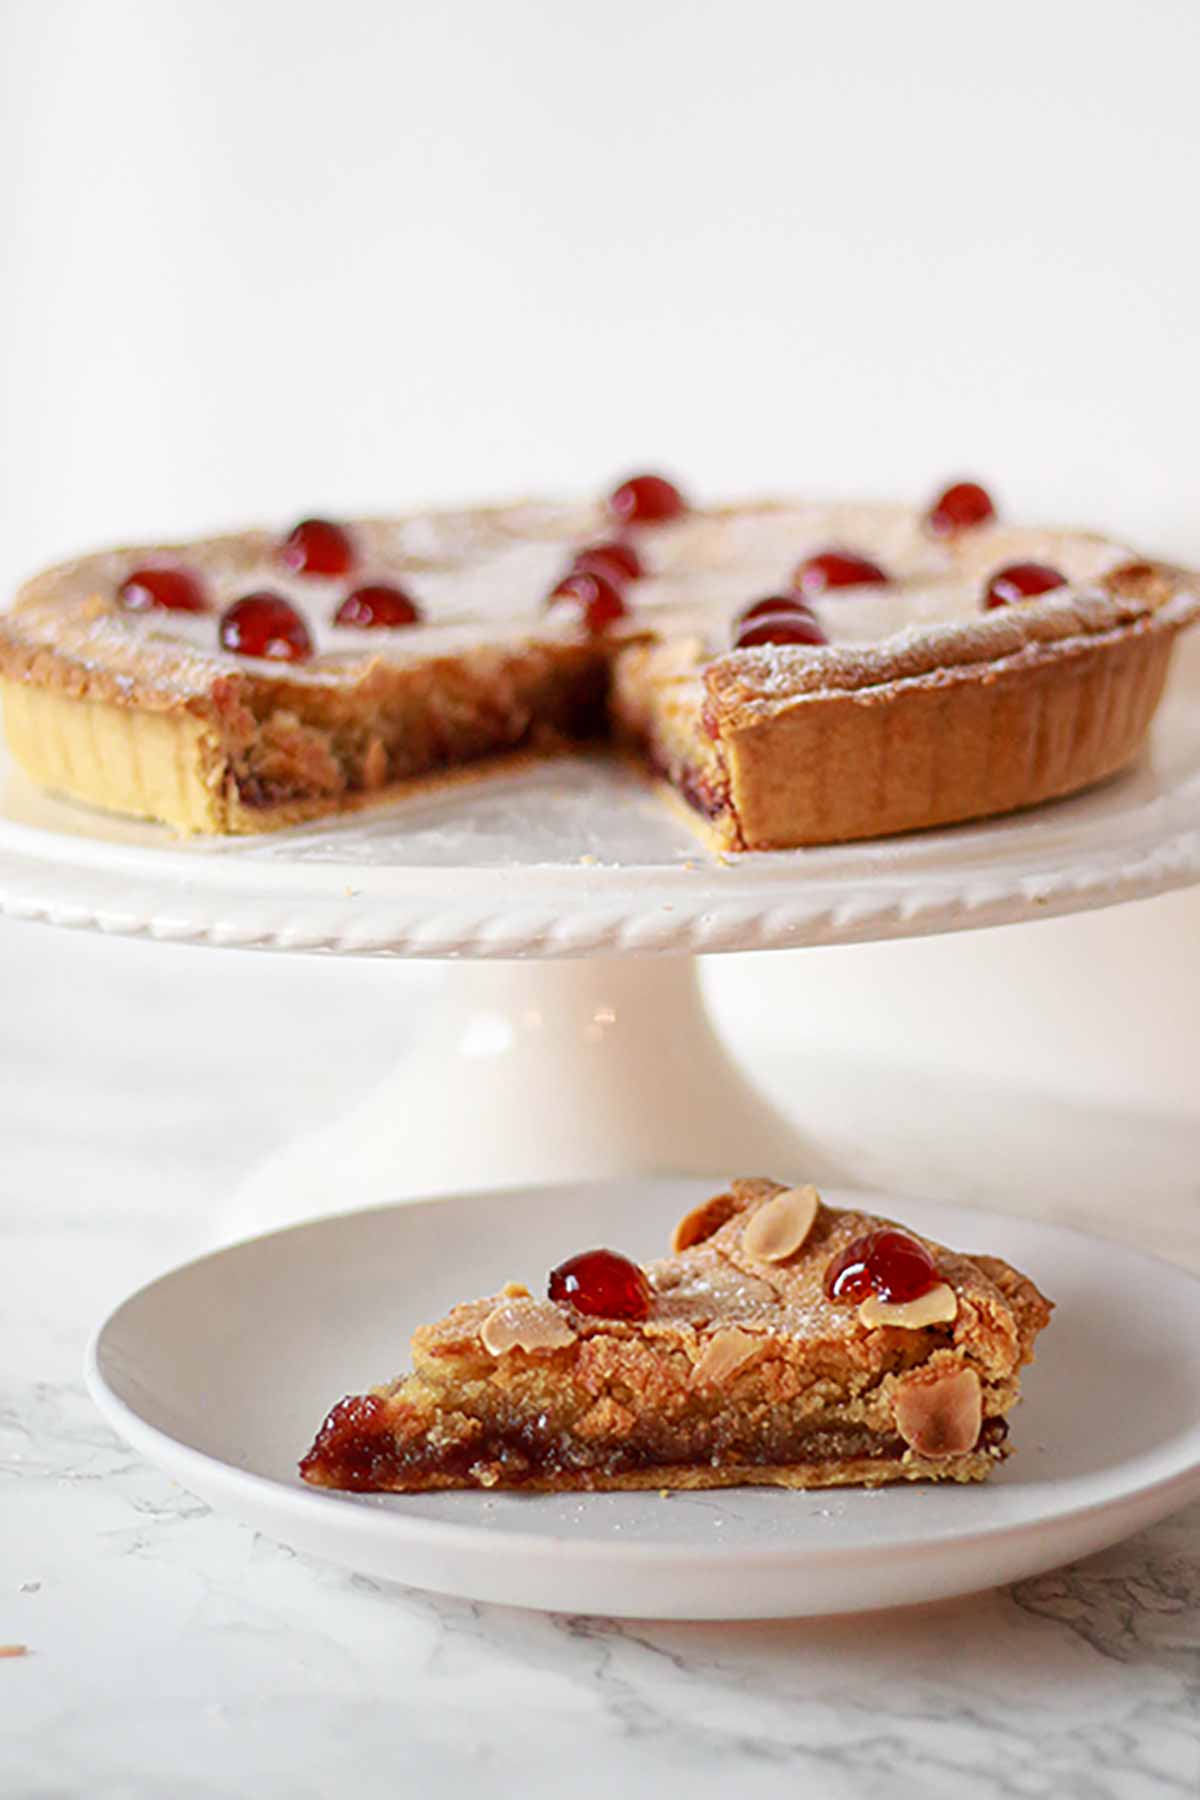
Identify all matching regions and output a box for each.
[3,496,1163,707]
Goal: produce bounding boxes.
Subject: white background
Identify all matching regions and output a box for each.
[1,0,1198,1121]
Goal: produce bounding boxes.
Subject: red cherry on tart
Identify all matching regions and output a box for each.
[117,565,209,614]
[279,517,356,577]
[548,1248,653,1320]
[547,570,629,635]
[608,473,687,526]
[219,592,313,662]
[983,562,1067,611]
[737,594,814,626]
[823,1240,875,1303]
[570,540,643,584]
[333,583,422,628]
[867,1230,939,1302]
[734,609,828,650]
[927,481,996,537]
[794,551,888,599]
[824,1229,938,1305]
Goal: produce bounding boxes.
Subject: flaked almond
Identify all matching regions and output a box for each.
[741,1185,820,1263]
[1104,559,1174,606]
[480,1298,576,1356]
[691,1327,762,1386]
[362,735,388,790]
[892,1367,982,1457]
[671,1191,738,1253]
[857,1282,958,1331]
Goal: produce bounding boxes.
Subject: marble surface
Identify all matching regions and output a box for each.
[3,922,1200,1798]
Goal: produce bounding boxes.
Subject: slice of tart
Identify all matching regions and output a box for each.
[1,473,1195,846]
[299,1179,1052,1494]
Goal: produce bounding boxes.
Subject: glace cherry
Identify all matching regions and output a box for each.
[117,565,209,614]
[547,570,629,635]
[570,540,643,584]
[824,1229,938,1305]
[279,517,356,577]
[737,594,813,625]
[927,481,996,537]
[334,583,422,628]
[734,608,828,650]
[608,474,687,526]
[794,551,888,599]
[219,592,313,662]
[983,562,1066,611]
[549,1248,653,1320]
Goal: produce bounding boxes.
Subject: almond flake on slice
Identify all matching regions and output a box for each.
[892,1367,982,1457]
[857,1282,958,1331]
[741,1185,820,1263]
[480,1298,576,1356]
[691,1327,762,1386]
[671,1192,738,1254]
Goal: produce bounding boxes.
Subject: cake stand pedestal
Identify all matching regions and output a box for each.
[1,680,1199,1235]
[218,956,828,1238]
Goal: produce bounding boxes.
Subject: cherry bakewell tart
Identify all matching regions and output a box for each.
[0,475,1194,849]
[299,1179,1052,1494]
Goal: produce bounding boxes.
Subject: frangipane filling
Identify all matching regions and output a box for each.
[300,1182,1052,1495]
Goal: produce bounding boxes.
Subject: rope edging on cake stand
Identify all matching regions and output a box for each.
[0,822,1195,956]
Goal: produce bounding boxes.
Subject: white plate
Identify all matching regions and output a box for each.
[4,668,1200,956]
[87,1177,1200,1619]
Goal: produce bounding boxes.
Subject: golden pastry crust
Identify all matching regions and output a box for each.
[299,1178,1053,1495]
[1,500,1194,843]
[612,560,1195,850]
[0,624,609,833]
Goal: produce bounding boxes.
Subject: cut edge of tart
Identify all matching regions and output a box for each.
[1,486,1195,847]
[298,1178,1053,1496]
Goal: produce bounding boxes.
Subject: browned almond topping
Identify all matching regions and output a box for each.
[690,1327,763,1386]
[1103,560,1174,606]
[741,1185,820,1263]
[892,1367,982,1457]
[671,1191,739,1253]
[857,1282,958,1331]
[480,1298,576,1356]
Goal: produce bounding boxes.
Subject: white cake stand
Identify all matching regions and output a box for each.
[3,673,1200,1232]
